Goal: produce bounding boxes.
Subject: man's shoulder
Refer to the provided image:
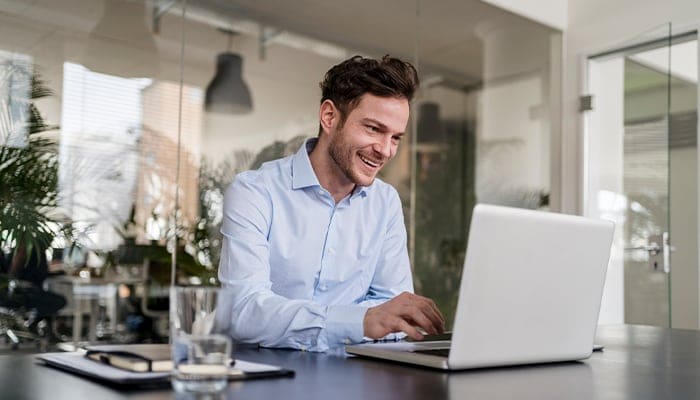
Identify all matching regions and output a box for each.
[234,155,293,186]
[361,179,403,215]
[367,177,400,201]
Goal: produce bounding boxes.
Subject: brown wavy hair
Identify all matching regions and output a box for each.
[319,55,419,133]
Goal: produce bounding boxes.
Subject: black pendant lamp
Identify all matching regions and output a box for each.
[205,30,253,114]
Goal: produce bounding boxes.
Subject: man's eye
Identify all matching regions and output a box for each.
[366,125,378,132]
[392,136,402,142]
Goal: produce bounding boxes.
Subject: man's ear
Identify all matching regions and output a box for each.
[319,99,338,135]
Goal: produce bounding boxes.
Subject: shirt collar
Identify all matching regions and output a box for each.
[353,183,369,198]
[292,138,322,190]
[291,137,370,198]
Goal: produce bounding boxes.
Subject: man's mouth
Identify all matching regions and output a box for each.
[358,154,382,169]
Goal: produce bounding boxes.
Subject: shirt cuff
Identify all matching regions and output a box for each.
[324,305,368,346]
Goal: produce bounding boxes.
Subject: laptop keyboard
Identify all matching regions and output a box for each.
[414,348,450,357]
[407,332,453,342]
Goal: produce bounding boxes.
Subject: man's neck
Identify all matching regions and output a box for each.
[308,141,355,204]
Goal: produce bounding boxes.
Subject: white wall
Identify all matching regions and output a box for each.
[474,21,555,205]
[585,57,625,324]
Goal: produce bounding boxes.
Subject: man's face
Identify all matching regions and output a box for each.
[327,94,409,187]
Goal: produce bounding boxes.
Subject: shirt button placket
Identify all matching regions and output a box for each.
[318,200,337,296]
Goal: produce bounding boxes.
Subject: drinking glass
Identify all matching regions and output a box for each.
[170,286,231,393]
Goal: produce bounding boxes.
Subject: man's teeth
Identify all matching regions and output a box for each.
[359,155,379,168]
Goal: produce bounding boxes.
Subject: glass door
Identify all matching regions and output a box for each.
[585,25,699,328]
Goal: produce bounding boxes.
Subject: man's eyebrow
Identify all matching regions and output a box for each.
[361,118,406,136]
[361,118,388,130]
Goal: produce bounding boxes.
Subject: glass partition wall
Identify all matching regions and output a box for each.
[585,27,699,328]
[0,0,561,344]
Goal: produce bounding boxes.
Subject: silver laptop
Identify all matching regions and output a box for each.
[345,204,614,370]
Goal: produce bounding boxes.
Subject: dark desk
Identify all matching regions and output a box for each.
[1,325,700,400]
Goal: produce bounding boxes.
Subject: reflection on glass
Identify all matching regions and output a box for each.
[0,52,67,271]
[60,62,151,250]
[0,50,32,147]
[448,362,593,399]
[0,0,563,342]
[586,29,698,328]
[411,15,558,326]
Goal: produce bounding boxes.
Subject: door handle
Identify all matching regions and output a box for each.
[624,232,672,273]
[625,243,661,255]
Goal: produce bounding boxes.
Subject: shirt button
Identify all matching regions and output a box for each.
[319,285,327,291]
[327,247,335,254]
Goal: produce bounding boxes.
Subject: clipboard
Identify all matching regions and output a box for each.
[37,352,294,389]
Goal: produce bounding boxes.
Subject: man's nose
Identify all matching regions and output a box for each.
[373,135,393,159]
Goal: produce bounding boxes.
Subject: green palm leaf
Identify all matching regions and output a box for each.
[0,60,70,268]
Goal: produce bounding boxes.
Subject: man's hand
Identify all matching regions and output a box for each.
[363,292,445,340]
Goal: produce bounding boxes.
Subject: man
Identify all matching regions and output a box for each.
[216,55,444,352]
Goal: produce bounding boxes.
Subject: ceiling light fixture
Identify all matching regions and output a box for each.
[85,0,159,78]
[204,29,253,114]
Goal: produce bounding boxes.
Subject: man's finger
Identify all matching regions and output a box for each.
[411,296,445,332]
[403,308,438,335]
[400,300,442,335]
[424,301,445,332]
[395,318,423,341]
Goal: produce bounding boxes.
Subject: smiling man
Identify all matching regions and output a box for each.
[216,55,445,351]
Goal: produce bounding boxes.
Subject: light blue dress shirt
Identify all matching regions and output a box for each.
[216,138,413,352]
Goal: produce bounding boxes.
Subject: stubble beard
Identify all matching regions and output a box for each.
[328,129,375,187]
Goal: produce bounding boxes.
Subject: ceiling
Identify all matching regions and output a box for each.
[189,0,555,88]
[0,0,558,89]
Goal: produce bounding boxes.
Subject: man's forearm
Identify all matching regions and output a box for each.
[216,282,367,351]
